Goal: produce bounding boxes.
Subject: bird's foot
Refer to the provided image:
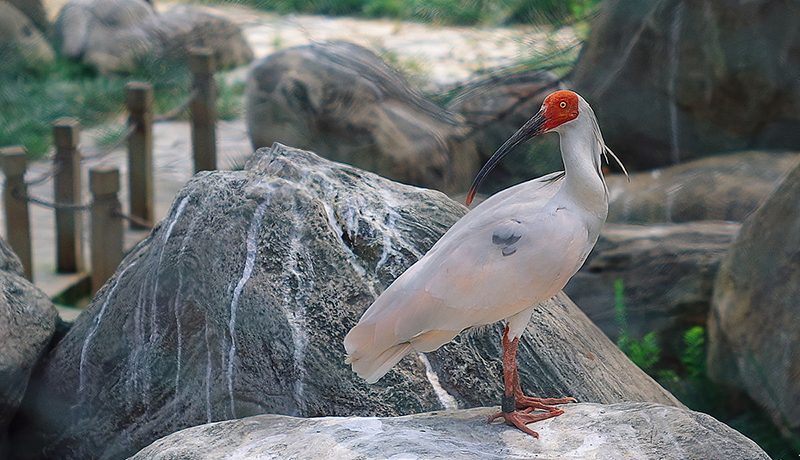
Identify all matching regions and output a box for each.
[488,406,565,438]
[487,395,567,437]
[515,394,577,412]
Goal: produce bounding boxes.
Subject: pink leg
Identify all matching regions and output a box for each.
[487,325,575,437]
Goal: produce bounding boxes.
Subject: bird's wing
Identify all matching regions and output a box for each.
[405,204,590,330]
[343,174,587,383]
[350,201,590,355]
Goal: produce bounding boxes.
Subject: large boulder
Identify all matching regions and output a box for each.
[605,151,800,224]
[246,42,480,195]
[708,162,800,439]
[142,6,253,70]
[0,238,59,451]
[130,403,768,460]
[0,2,55,72]
[571,0,800,170]
[6,0,49,32]
[565,222,739,358]
[52,0,252,74]
[446,70,566,193]
[13,144,678,460]
[52,0,156,72]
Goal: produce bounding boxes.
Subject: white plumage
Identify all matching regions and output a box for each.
[344,91,623,388]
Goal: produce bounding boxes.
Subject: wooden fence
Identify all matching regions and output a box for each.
[1,48,219,294]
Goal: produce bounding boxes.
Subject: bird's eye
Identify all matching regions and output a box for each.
[559,101,567,109]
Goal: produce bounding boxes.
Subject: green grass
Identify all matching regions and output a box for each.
[613,279,800,460]
[0,57,243,159]
[192,0,604,26]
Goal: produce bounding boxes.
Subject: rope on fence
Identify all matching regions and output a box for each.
[22,86,202,188]
[12,188,91,211]
[23,123,136,186]
[111,208,153,229]
[12,188,148,228]
[154,88,201,122]
[81,123,137,161]
[24,160,62,186]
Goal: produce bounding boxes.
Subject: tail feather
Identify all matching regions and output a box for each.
[350,342,412,384]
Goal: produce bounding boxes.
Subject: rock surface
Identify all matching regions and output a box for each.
[52,0,252,73]
[708,162,800,439]
[141,6,253,70]
[13,144,678,460]
[0,238,59,448]
[246,41,479,195]
[572,0,800,169]
[0,2,55,71]
[565,222,739,358]
[446,69,566,192]
[605,151,800,224]
[52,0,156,72]
[6,0,49,32]
[130,403,769,460]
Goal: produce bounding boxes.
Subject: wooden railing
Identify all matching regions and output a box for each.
[1,48,219,293]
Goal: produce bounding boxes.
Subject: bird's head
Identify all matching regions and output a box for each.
[465,90,584,206]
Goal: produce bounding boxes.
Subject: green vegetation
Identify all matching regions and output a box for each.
[613,279,800,460]
[207,0,604,25]
[0,57,244,159]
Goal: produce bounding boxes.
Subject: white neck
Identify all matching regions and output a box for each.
[552,114,609,226]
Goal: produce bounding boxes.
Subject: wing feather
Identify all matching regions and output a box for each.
[344,177,593,383]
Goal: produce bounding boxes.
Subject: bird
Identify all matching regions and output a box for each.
[344,89,626,437]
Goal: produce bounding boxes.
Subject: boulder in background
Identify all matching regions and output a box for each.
[708,162,800,439]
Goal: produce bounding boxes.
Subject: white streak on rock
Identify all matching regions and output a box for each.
[417,353,459,411]
[227,199,270,418]
[150,196,190,344]
[281,218,311,415]
[79,262,136,404]
[204,309,213,424]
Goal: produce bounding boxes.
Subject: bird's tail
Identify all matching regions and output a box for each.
[346,340,412,384]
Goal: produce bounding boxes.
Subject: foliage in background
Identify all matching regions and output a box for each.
[0,57,243,159]
[614,278,660,372]
[612,279,800,460]
[195,0,604,25]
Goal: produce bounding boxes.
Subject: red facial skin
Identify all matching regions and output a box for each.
[540,90,579,132]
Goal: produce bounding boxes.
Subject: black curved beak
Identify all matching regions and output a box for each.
[466,108,547,206]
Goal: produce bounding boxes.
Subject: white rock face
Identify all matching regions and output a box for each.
[130,403,769,460]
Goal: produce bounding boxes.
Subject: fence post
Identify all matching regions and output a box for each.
[1,147,33,281]
[189,47,217,173]
[126,81,154,230]
[53,118,84,273]
[90,167,123,294]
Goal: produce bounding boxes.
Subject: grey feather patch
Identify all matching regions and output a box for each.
[493,219,523,257]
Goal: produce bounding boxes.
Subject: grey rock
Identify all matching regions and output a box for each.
[14,145,678,460]
[142,6,253,70]
[0,236,25,276]
[129,403,769,460]
[606,151,800,224]
[6,0,48,32]
[447,69,566,193]
[708,161,800,439]
[565,222,739,359]
[246,42,480,195]
[571,0,800,170]
[52,0,156,73]
[52,0,252,74]
[0,237,59,447]
[0,2,55,71]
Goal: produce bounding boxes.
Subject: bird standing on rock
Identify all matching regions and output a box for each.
[344,90,626,437]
